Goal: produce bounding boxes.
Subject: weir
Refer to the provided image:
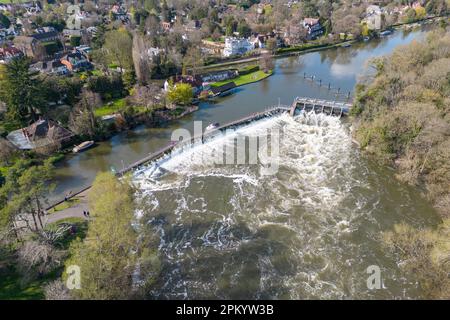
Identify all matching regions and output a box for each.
[47,97,352,209]
[119,97,352,176]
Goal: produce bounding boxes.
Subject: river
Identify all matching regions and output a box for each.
[55,26,441,299]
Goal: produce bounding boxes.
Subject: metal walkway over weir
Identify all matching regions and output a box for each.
[289,97,352,117]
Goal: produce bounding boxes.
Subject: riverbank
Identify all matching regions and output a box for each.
[196,15,449,73]
[351,28,449,219]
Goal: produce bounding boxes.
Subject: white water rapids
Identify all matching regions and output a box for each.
[132,112,438,299]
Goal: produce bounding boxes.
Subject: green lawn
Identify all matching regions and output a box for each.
[94,98,147,117]
[211,70,273,88]
[47,197,80,214]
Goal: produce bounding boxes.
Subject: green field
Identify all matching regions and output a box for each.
[211,70,273,88]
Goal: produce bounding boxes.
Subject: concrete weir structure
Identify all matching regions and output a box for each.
[289,97,352,117]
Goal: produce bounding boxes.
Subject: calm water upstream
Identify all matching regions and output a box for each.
[56,26,441,298]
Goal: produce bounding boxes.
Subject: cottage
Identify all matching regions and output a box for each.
[7,119,74,150]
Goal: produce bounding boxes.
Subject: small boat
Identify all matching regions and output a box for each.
[363,36,370,42]
[205,123,220,132]
[73,141,94,153]
[342,42,352,48]
[380,30,393,37]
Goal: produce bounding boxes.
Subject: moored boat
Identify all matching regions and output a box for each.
[73,140,94,153]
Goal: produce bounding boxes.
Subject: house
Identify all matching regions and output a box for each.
[199,70,238,83]
[302,18,324,40]
[223,37,254,57]
[60,51,92,72]
[164,75,203,94]
[362,5,383,30]
[31,59,68,75]
[0,46,23,64]
[30,29,59,43]
[7,119,74,150]
[161,21,172,32]
[13,35,39,57]
[63,28,86,38]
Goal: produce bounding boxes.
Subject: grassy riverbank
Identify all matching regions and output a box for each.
[211,70,273,88]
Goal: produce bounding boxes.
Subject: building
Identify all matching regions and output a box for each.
[302,18,324,40]
[0,46,23,64]
[199,70,238,83]
[164,75,203,94]
[30,29,59,43]
[13,35,39,57]
[362,5,383,30]
[60,51,92,72]
[31,59,68,75]
[7,119,74,150]
[223,37,254,57]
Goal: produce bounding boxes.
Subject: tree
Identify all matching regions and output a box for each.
[69,89,101,138]
[65,172,160,299]
[237,20,252,38]
[103,28,133,74]
[167,82,194,106]
[0,57,46,127]
[259,52,274,72]
[414,5,427,20]
[383,222,450,299]
[0,159,55,235]
[132,31,153,85]
[183,47,204,76]
[0,12,11,28]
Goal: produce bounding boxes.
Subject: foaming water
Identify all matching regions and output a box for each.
[133,112,439,299]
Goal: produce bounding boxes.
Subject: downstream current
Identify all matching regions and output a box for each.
[133,112,439,299]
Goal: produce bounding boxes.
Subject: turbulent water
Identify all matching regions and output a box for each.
[133,112,439,299]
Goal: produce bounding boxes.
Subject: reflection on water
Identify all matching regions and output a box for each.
[133,112,440,299]
[52,27,430,200]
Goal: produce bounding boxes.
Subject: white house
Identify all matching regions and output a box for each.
[363,5,383,30]
[223,37,254,57]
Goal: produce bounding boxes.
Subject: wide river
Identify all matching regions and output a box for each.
[56,26,441,299]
